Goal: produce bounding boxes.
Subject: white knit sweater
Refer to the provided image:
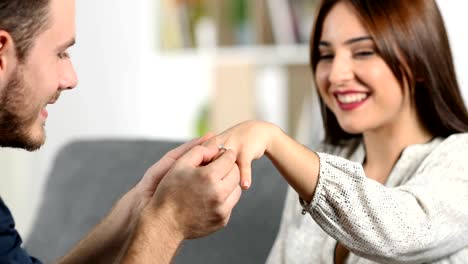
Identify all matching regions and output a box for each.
[266,133,468,264]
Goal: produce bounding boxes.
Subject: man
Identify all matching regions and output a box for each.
[0,0,242,263]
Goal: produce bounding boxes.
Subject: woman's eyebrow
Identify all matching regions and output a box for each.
[319,36,372,47]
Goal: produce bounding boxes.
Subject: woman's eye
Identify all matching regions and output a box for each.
[354,50,375,58]
[319,54,334,61]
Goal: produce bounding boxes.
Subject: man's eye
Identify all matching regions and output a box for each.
[58,52,70,59]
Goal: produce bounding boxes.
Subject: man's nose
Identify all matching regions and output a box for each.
[59,60,78,90]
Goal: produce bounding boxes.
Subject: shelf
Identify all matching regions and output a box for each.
[159,44,310,66]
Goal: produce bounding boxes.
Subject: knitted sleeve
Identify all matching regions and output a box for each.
[305,134,468,263]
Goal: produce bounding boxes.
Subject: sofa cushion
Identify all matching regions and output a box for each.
[25,139,288,263]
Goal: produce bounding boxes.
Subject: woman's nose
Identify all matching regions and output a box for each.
[328,55,354,85]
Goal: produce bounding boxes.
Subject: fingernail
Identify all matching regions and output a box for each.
[242,180,250,189]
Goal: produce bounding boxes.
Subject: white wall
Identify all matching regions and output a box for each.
[437,1,468,101]
[0,0,467,240]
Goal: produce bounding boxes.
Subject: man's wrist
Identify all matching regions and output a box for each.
[140,203,185,244]
[112,188,145,234]
[122,204,184,263]
[121,205,184,263]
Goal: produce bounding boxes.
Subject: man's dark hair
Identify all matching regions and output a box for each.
[0,0,50,61]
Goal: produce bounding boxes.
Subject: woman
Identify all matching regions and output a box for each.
[205,0,468,263]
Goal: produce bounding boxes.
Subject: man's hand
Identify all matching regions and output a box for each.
[150,145,242,239]
[123,145,242,263]
[57,134,216,264]
[132,133,215,215]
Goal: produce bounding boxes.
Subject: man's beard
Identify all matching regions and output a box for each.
[0,67,45,151]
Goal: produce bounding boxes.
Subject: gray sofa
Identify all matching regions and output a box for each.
[25,139,288,263]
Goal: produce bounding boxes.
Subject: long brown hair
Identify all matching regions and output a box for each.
[310,0,468,146]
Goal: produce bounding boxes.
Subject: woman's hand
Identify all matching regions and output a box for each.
[203,120,281,189]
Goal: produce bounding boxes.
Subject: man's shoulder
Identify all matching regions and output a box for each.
[0,197,14,224]
[0,198,43,263]
[0,197,18,247]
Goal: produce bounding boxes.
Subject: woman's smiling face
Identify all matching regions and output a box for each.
[315,2,412,135]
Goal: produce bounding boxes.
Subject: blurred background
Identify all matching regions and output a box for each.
[0,0,467,241]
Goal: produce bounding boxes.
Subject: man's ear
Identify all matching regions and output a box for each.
[0,30,18,82]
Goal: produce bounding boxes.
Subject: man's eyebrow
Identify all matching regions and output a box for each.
[56,38,76,51]
[319,36,372,47]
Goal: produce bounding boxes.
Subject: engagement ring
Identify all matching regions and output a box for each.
[218,145,228,152]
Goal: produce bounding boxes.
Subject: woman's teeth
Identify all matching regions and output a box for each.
[337,93,368,104]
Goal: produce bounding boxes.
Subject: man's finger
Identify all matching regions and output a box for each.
[167,132,215,160]
[202,134,226,149]
[220,164,240,194]
[177,145,219,168]
[154,132,216,177]
[204,149,237,180]
[221,185,242,219]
